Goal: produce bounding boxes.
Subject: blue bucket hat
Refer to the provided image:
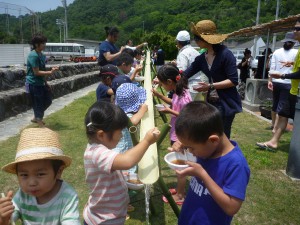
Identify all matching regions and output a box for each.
[115,83,147,113]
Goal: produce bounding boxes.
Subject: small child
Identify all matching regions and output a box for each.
[175,101,250,225]
[83,101,159,225]
[116,53,143,81]
[0,128,80,225]
[96,64,118,102]
[152,64,192,205]
[114,83,148,174]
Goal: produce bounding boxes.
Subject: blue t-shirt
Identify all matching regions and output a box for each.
[178,141,250,225]
[184,45,242,116]
[98,41,119,66]
[26,50,47,86]
[96,83,111,102]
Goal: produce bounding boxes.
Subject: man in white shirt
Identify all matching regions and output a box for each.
[257,32,298,150]
[175,30,207,100]
[125,39,147,50]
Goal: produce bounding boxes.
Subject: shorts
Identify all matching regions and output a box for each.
[272,82,292,118]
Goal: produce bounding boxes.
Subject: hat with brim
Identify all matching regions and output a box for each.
[2,128,72,174]
[115,83,147,113]
[281,32,297,43]
[191,20,228,44]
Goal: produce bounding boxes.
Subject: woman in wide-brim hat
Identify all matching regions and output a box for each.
[184,19,242,138]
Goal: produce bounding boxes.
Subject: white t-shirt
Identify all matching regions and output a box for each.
[177,45,202,96]
[270,47,298,84]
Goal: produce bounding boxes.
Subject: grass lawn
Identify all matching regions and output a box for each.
[0,92,299,225]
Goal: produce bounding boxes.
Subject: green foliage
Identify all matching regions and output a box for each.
[1,0,300,58]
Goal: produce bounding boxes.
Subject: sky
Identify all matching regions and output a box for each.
[1,0,75,13]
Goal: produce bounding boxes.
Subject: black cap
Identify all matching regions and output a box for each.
[99,64,119,76]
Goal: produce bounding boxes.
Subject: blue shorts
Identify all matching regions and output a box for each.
[272,82,292,118]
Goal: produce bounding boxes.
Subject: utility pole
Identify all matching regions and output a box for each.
[56,19,64,43]
[272,0,280,51]
[61,0,68,41]
[143,21,145,36]
[253,0,261,58]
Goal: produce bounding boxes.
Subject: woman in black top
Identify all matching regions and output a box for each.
[239,48,251,83]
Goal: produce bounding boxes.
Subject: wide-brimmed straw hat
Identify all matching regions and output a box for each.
[191,20,228,44]
[2,128,72,174]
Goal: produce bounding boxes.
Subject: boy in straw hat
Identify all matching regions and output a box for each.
[0,128,80,225]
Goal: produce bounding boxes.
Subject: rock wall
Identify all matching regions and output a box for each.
[0,62,100,122]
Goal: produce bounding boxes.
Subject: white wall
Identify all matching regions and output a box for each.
[0,44,31,67]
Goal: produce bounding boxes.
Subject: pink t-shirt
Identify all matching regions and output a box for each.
[83,144,129,225]
[170,90,192,142]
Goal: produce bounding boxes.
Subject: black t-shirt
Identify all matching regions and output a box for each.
[154,49,165,65]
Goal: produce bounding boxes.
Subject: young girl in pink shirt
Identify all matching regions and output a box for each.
[152,64,192,205]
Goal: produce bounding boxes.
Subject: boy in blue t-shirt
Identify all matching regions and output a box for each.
[174,101,250,225]
[96,64,118,102]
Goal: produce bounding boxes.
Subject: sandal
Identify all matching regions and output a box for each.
[162,195,184,205]
[256,142,276,152]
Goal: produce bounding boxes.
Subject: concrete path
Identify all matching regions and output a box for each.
[0,83,98,142]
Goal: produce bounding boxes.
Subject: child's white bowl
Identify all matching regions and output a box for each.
[125,173,144,190]
[135,76,145,82]
[155,104,170,111]
[164,152,197,171]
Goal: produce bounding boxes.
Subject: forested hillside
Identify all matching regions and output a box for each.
[1,0,299,57]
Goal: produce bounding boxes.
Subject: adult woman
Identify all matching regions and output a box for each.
[98,26,125,66]
[184,20,242,138]
[26,34,58,127]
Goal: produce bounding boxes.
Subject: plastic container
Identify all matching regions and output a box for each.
[125,173,144,190]
[164,152,197,171]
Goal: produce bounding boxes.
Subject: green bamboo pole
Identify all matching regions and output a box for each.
[157,123,171,148]
[157,177,180,218]
[127,119,139,146]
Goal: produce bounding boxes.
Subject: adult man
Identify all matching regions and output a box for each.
[257,26,300,150]
[175,30,205,100]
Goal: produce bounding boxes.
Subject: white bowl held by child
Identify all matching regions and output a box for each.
[164,152,197,171]
[125,173,144,190]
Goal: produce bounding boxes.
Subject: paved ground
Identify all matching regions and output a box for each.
[0,83,98,142]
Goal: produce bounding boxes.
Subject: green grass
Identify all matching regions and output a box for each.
[1,92,299,225]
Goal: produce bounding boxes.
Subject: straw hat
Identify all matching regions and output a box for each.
[2,128,72,174]
[191,20,228,44]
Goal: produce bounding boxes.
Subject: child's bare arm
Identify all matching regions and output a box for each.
[151,89,172,105]
[130,64,143,80]
[159,106,179,116]
[112,128,160,171]
[130,104,148,126]
[0,191,14,225]
[176,161,243,216]
[107,88,114,96]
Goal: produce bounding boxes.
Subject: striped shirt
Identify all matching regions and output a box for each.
[12,181,80,225]
[83,144,129,225]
